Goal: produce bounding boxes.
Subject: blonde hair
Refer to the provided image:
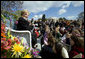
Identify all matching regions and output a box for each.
[21,9,30,16]
[45,25,50,33]
[66,32,72,38]
[73,29,80,34]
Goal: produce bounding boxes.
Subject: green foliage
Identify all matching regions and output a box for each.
[1,10,21,21]
[1,14,6,23]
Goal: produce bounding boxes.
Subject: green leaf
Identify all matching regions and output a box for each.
[1,14,6,23]
[7,29,11,39]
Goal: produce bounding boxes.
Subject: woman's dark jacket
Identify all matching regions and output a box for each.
[16,17,33,31]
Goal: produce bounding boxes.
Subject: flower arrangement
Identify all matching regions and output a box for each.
[1,21,40,58]
[1,21,12,58]
[32,49,40,58]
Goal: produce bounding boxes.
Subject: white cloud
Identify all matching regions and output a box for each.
[33,15,38,18]
[39,14,43,18]
[22,1,71,13]
[61,1,71,8]
[33,14,43,20]
[50,17,59,19]
[72,1,84,7]
[22,1,84,13]
[23,1,53,13]
[58,9,67,15]
[67,16,76,20]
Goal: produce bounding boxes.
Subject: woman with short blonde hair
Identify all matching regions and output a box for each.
[16,9,33,31]
[21,9,30,16]
[21,9,30,20]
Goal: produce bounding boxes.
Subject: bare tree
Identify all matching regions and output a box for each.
[77,11,84,24]
[1,1,23,12]
[77,12,84,20]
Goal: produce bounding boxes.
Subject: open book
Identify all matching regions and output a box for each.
[73,53,82,58]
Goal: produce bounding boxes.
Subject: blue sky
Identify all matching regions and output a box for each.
[22,1,84,20]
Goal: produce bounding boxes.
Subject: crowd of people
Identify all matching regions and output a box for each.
[14,9,84,58]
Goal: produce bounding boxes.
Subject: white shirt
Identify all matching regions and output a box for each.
[61,47,69,58]
[61,34,66,43]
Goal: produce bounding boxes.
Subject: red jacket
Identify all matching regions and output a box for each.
[70,46,84,58]
[34,29,39,38]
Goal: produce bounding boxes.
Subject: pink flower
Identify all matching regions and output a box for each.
[15,21,18,24]
[1,38,6,41]
[10,19,12,22]
[4,46,11,50]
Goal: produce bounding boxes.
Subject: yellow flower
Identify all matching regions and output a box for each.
[10,35,14,40]
[23,54,32,58]
[9,34,12,37]
[12,43,24,57]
